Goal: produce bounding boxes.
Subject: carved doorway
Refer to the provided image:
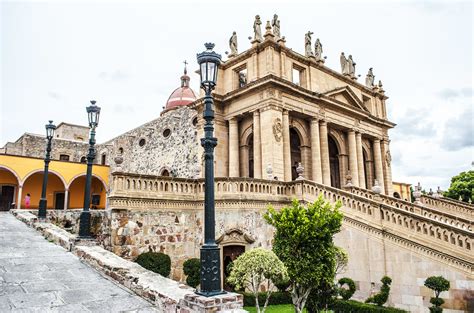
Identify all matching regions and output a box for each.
[223,245,245,291]
[290,128,302,180]
[328,136,341,188]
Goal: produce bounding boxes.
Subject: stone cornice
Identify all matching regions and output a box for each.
[220,39,388,100]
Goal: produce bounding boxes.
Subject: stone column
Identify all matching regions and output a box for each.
[253,111,262,179]
[228,118,240,177]
[319,121,331,185]
[356,132,366,188]
[282,110,291,181]
[64,189,69,210]
[310,119,322,184]
[373,139,385,193]
[239,145,249,177]
[16,185,23,209]
[382,139,394,196]
[348,130,359,187]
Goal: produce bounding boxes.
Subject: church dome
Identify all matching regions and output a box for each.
[165,65,197,110]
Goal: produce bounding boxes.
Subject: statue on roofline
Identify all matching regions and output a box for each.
[305,31,314,57]
[253,15,263,42]
[272,14,280,39]
[229,31,238,56]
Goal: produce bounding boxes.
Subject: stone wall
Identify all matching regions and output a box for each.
[99,106,200,178]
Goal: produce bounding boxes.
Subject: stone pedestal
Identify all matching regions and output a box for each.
[179,292,244,313]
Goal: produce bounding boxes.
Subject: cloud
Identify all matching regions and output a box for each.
[438,87,472,100]
[98,69,131,82]
[391,109,435,139]
[441,105,474,151]
[47,91,61,100]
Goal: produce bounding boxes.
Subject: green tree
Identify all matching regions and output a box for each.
[183,258,200,288]
[443,170,474,203]
[424,276,450,313]
[227,248,288,313]
[264,196,343,313]
[365,276,392,306]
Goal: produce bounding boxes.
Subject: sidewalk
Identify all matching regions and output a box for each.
[0,212,160,312]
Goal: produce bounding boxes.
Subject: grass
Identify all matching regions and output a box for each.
[243,304,310,313]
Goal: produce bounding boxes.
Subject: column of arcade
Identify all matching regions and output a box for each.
[227,112,390,195]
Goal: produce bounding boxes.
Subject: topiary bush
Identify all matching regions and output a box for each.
[183,258,200,288]
[424,276,450,313]
[338,277,356,300]
[365,276,392,306]
[135,252,171,277]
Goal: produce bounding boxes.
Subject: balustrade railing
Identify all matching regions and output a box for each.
[109,173,473,263]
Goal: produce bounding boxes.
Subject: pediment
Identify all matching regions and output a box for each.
[324,86,369,112]
[216,228,255,245]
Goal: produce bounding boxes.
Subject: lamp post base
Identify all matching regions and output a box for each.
[197,244,225,297]
[38,199,47,219]
[78,210,92,239]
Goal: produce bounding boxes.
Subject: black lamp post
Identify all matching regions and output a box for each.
[79,100,101,238]
[196,43,224,297]
[38,120,56,218]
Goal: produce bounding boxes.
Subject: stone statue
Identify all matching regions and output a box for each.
[272,14,280,39]
[348,55,356,76]
[253,15,263,42]
[365,68,375,87]
[229,31,238,55]
[340,52,349,75]
[385,150,391,167]
[305,31,314,57]
[239,71,247,87]
[314,38,323,61]
[272,118,282,142]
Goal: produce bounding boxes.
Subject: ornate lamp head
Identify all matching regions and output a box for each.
[45,120,56,140]
[196,43,222,93]
[86,100,101,128]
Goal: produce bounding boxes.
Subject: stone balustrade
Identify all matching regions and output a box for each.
[420,194,473,219]
[347,186,473,231]
[109,173,473,273]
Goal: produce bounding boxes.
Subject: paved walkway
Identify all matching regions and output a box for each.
[0,212,160,312]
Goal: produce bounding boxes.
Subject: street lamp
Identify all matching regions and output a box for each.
[38,120,56,218]
[79,100,101,238]
[196,43,224,296]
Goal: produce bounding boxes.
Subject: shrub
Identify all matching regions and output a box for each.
[365,276,392,306]
[183,258,200,288]
[332,300,407,312]
[424,276,450,313]
[338,277,356,300]
[306,281,338,313]
[227,248,288,313]
[241,292,292,307]
[135,252,171,277]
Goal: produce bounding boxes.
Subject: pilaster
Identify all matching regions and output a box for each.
[356,132,366,188]
[348,129,359,187]
[373,138,385,193]
[319,120,331,185]
[228,118,240,177]
[310,118,322,184]
[282,110,291,181]
[253,111,262,179]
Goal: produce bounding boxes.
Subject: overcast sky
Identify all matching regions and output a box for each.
[1,0,472,190]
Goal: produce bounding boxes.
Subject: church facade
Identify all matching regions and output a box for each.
[1,16,473,312]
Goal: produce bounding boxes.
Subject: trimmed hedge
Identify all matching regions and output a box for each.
[183,258,200,288]
[135,252,171,277]
[240,292,292,307]
[331,300,408,313]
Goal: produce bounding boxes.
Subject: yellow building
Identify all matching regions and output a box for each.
[0,154,109,211]
[392,181,412,202]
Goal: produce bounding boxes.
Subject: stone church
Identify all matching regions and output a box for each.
[1,16,472,312]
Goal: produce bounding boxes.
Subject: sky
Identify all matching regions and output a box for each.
[1,0,473,190]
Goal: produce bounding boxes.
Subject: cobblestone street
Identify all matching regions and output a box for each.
[0,212,160,312]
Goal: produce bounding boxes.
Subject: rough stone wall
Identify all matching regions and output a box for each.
[55,123,89,142]
[1,133,90,163]
[99,106,200,178]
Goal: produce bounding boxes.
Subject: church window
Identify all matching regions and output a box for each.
[139,138,146,147]
[80,156,86,163]
[163,128,171,138]
[234,65,247,89]
[192,117,198,127]
[59,154,70,161]
[292,64,306,87]
[118,147,124,154]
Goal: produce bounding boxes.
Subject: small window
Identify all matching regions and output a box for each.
[118,147,124,154]
[101,154,106,165]
[59,154,70,161]
[163,129,171,138]
[292,64,306,87]
[161,169,170,177]
[192,117,198,127]
[80,156,86,163]
[238,68,247,88]
[139,138,146,147]
[292,68,301,86]
[91,194,100,206]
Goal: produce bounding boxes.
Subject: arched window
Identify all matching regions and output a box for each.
[80,156,86,163]
[393,192,401,199]
[101,154,106,165]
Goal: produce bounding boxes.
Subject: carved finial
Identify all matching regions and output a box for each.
[345,170,353,187]
[295,162,305,180]
[372,180,382,194]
